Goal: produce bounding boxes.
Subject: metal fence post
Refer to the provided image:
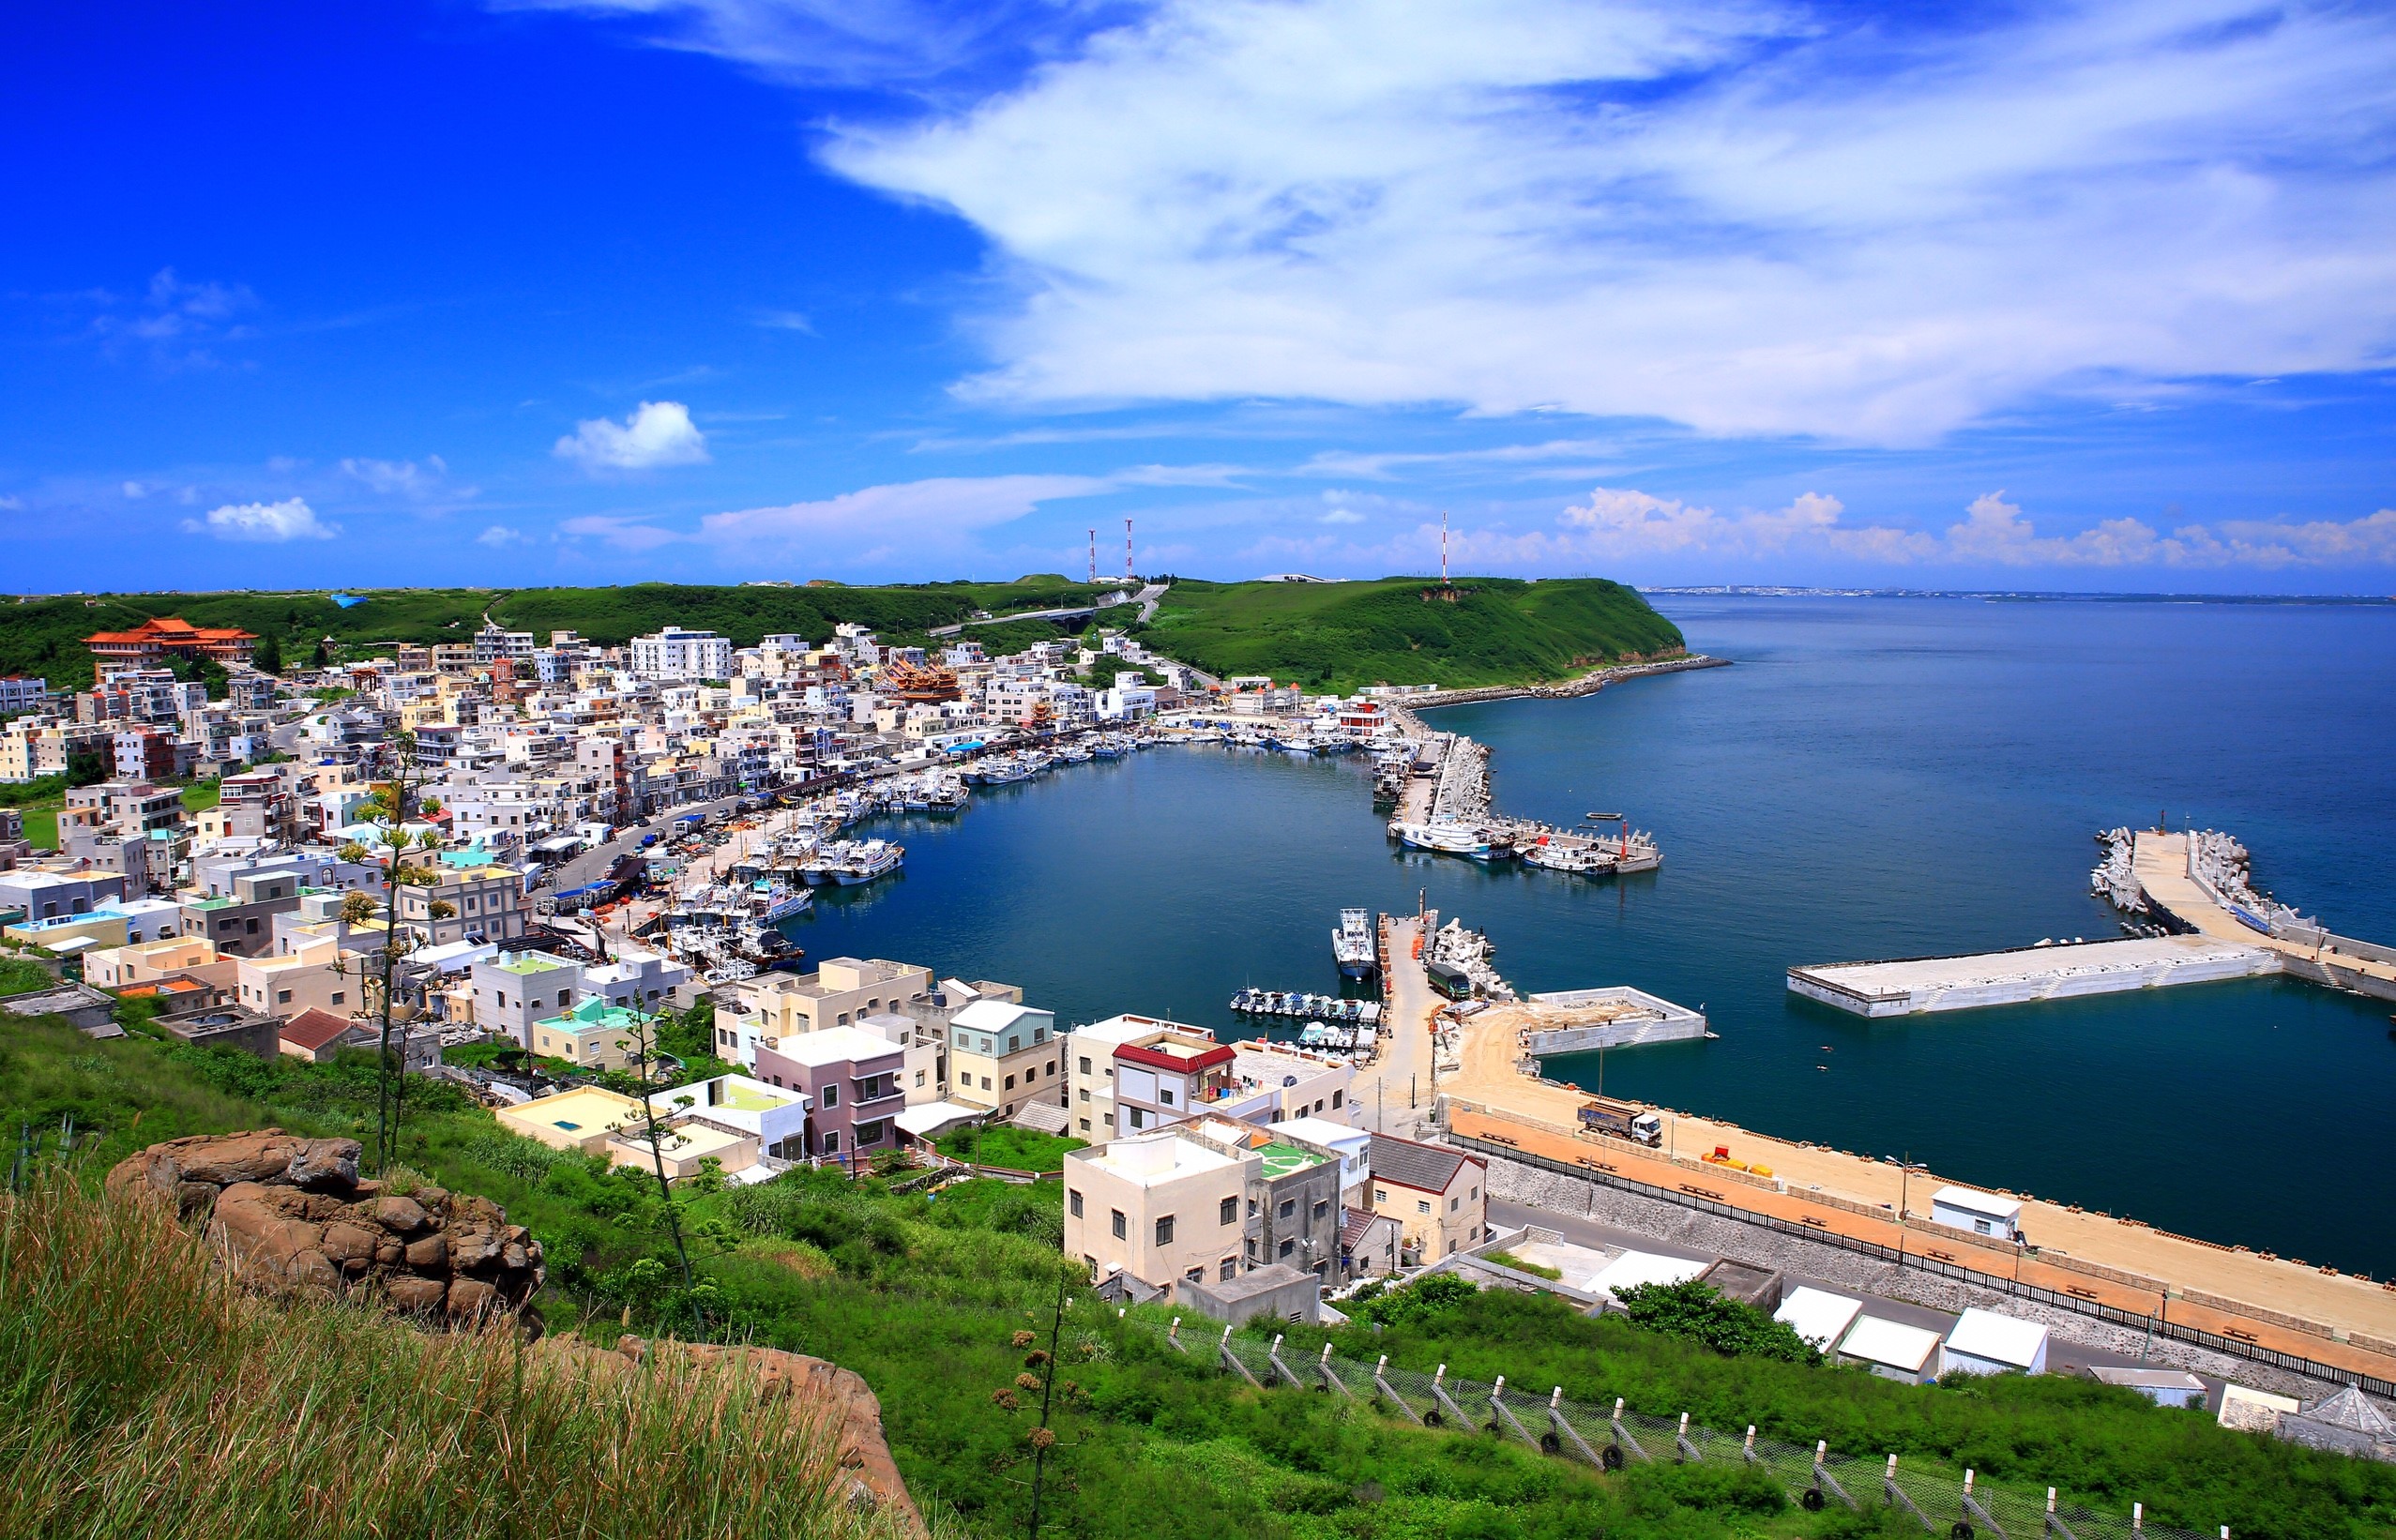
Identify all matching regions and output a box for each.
[1166,1315,1186,1352]
[1486,1374,1539,1445]
[1549,1387,1603,1466]
[1219,1322,1262,1387]
[1883,1454,1933,1533]
[1609,1397,1650,1463]
[1372,1354,1421,1423]
[1675,1412,1702,1461]
[1317,1341,1354,1400]
[1961,1468,2008,1539]
[1812,1442,1857,1511]
[1430,1364,1475,1427]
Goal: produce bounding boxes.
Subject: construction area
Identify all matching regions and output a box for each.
[1787,933,2277,1017]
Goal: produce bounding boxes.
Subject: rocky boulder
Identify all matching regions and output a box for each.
[107,1129,543,1329]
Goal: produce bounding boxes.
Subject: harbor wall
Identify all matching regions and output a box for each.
[1786,939,2281,1019]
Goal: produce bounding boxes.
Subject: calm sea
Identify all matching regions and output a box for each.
[786,596,2396,1274]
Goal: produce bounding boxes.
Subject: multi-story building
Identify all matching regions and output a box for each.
[472,623,537,665]
[753,1025,906,1162]
[63,779,186,838]
[0,676,49,715]
[712,957,935,1066]
[394,863,527,948]
[0,715,110,782]
[112,726,193,781]
[1063,1129,1254,1299]
[1366,1133,1489,1263]
[945,995,1064,1120]
[234,933,358,1019]
[629,627,734,682]
[83,616,257,671]
[1063,1015,1240,1140]
[1186,1118,1345,1286]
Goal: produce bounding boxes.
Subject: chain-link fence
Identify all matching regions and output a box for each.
[1158,1318,2225,1540]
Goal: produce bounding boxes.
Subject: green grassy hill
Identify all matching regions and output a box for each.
[1140,577,1684,691]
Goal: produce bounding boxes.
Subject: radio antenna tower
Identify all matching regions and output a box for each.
[1124,518,1134,582]
[1088,528,1097,585]
[1441,509,1449,584]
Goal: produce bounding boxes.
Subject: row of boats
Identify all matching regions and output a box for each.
[1228,989,1384,1027]
[1388,816,1662,874]
[964,733,1149,785]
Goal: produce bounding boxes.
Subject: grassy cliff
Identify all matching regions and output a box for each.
[1140,577,1684,691]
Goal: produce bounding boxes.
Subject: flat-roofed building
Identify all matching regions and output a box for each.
[753,1023,906,1162]
[1773,1286,1864,1352]
[714,957,934,1065]
[646,1073,811,1161]
[1835,1316,1945,1384]
[1940,1307,2049,1377]
[1064,1129,1255,1298]
[497,1086,646,1154]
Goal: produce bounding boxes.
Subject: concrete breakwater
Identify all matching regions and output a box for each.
[1394,651,1731,713]
[1788,935,2279,1018]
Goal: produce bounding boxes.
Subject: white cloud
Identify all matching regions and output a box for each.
[558,515,684,552]
[700,473,1110,562]
[554,400,711,471]
[187,497,339,543]
[502,0,1089,87]
[122,481,151,499]
[814,0,2396,444]
[341,455,455,497]
[0,495,21,511]
[1416,486,2396,572]
[753,309,817,334]
[476,524,529,547]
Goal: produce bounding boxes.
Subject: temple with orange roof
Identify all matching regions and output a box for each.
[84,616,258,669]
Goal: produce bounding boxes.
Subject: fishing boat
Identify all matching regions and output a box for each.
[1388,819,1513,860]
[1331,908,1378,979]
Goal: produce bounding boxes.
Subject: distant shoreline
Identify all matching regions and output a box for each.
[1398,652,1732,711]
[1645,585,2396,605]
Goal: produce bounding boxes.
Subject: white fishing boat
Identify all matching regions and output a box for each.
[1332,908,1378,978]
[1388,819,1513,860]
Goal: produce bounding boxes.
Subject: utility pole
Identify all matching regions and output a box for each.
[1124,518,1133,583]
[1440,510,1448,585]
[1087,528,1097,585]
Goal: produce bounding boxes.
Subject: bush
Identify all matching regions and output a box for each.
[1355,1269,1480,1326]
[1614,1277,1822,1364]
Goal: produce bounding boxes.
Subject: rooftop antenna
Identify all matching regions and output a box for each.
[1088,528,1097,585]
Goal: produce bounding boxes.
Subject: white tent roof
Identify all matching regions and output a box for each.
[1773,1286,1864,1350]
[1590,1248,1710,1301]
[1837,1315,1943,1372]
[1931,1185,2022,1222]
[1944,1307,2048,1367]
[894,1100,989,1140]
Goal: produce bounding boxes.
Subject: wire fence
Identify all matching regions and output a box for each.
[1150,1317,2227,1540]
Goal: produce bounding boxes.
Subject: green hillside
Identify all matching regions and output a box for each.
[1140,577,1684,691]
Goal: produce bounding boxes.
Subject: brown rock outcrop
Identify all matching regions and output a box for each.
[593,1336,924,1536]
[107,1129,543,1330]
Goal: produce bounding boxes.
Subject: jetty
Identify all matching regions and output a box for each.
[1502,986,1711,1057]
[1791,822,2396,1017]
[1788,934,2277,1018]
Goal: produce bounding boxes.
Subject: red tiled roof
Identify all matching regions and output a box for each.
[1115,1039,1234,1074]
[85,617,258,645]
[281,1008,365,1052]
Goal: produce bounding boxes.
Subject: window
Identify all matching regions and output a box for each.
[980,1075,992,1090]
[1244,1238,1256,1261]
[1448,1196,1458,1212]
[245,919,259,934]
[1078,1056,1091,1075]
[1184,1265,1203,1284]
[822,1083,838,1108]
[1004,1074,1016,1091]
[1156,1215,1175,1245]
[1277,1198,1295,1220]
[915,1069,927,1087]
[856,1120,886,1146]
[823,1132,840,1154]
[1069,1190,1084,1218]
[1373,1187,1388,1205]
[276,989,292,1004]
[1111,1210,1127,1241]
[1220,1196,1237,1226]
[1247,1198,1257,1217]
[1220,1258,1237,1282]
[1312,1200,1328,1220]
[1077,1118,1090,1133]
[1332,1089,1343,1110]
[1127,1108,1145,1130]
[1008,1035,1020,1052]
[1159,1086,1175,1107]
[1417,1200,1431,1215]
[1278,1238,1295,1259]
[329,992,344,1005]
[1078,1088,1089,1103]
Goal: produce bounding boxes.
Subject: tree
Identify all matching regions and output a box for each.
[254,633,284,676]
[335,731,449,1175]
[1613,1278,1822,1365]
[64,747,108,788]
[605,1005,698,1298]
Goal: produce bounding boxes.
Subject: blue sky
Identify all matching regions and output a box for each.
[5,0,2393,594]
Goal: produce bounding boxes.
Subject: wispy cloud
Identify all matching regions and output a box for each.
[811,0,2396,445]
[184,497,339,543]
[477,524,530,547]
[699,473,1111,562]
[86,266,260,369]
[554,400,711,472]
[341,455,475,502]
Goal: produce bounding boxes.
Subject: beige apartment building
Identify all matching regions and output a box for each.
[233,934,356,1019]
[396,864,527,947]
[1064,1130,1257,1296]
[715,958,936,1063]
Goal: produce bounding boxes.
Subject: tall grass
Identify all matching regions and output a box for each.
[0,1177,914,1540]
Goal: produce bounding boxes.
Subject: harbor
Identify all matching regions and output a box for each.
[1787,934,2279,1017]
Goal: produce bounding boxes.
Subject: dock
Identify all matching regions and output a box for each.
[1788,934,2279,1018]
[2131,830,2396,1004]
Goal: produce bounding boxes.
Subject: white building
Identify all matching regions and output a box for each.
[1940,1308,2049,1377]
[1588,1248,1711,1306]
[629,627,735,682]
[1834,1316,1945,1383]
[1773,1287,1864,1351]
[1929,1185,2024,1242]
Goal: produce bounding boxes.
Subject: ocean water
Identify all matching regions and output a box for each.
[785,596,2396,1274]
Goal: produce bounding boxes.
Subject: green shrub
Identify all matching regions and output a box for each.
[1614,1277,1822,1364]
